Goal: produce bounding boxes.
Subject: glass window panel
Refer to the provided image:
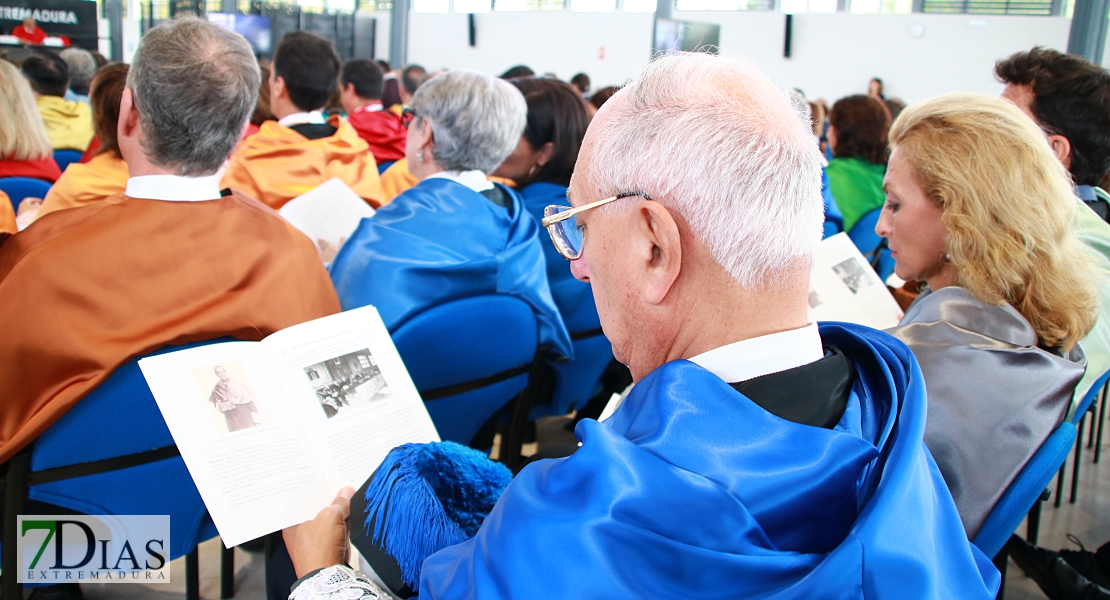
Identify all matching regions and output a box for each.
[414,0,450,12]
[623,0,657,10]
[494,0,565,10]
[675,0,741,9]
[455,0,492,11]
[572,0,616,11]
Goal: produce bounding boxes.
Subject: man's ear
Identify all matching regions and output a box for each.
[117,88,139,143]
[1048,134,1072,171]
[637,200,682,306]
[272,75,287,101]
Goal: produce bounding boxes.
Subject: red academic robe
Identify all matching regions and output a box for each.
[347,106,407,163]
[12,24,46,45]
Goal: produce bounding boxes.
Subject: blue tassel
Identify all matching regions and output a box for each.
[362,441,513,588]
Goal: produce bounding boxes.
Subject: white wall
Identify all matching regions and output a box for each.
[400,9,1069,103]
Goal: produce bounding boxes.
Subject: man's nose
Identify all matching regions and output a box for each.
[570,258,591,282]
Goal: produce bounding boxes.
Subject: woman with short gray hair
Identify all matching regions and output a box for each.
[328,69,572,360]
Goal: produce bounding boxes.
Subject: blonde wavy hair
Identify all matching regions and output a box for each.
[890,92,1100,351]
[0,59,52,162]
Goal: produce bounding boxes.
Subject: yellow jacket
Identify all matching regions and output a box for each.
[37,95,94,151]
[39,152,129,220]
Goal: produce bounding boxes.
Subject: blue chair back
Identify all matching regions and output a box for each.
[53,150,82,173]
[822,170,843,239]
[531,292,614,418]
[28,339,232,561]
[847,208,895,281]
[377,160,396,175]
[0,177,52,213]
[1071,369,1110,423]
[972,421,1077,558]
[391,296,538,445]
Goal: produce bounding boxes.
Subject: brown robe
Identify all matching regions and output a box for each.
[0,192,341,462]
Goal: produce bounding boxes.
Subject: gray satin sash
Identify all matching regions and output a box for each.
[887,286,1084,539]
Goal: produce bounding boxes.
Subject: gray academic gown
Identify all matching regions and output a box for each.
[887,286,1084,539]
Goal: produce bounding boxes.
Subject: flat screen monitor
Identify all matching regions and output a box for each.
[207,13,272,54]
[652,18,720,55]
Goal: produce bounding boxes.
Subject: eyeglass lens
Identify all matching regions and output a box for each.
[545,206,584,259]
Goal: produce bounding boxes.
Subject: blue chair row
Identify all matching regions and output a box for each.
[847,207,895,282]
[376,160,395,175]
[53,149,83,173]
[1053,369,1110,508]
[0,177,52,214]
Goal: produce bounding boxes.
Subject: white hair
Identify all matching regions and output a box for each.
[584,53,824,289]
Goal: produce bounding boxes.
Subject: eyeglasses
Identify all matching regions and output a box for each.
[541,192,647,260]
[401,107,417,129]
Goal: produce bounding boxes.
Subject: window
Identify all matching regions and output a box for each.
[920,0,1056,14]
[780,0,835,12]
[307,370,320,380]
[571,0,615,11]
[849,0,911,12]
[494,0,566,11]
[455,0,492,10]
[414,0,449,12]
[675,0,773,10]
[623,0,657,11]
[358,355,371,369]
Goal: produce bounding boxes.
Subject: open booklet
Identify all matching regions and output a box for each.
[808,233,904,330]
[278,178,376,258]
[138,306,439,548]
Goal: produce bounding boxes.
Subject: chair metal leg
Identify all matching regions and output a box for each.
[994,544,1009,600]
[2,452,29,600]
[1072,415,1086,504]
[221,542,235,598]
[1056,457,1067,508]
[1096,384,1108,464]
[1026,489,1048,545]
[186,546,200,600]
[1090,403,1098,449]
[499,348,550,474]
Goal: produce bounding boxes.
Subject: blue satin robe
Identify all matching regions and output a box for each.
[418,322,999,599]
[518,182,593,320]
[329,178,572,359]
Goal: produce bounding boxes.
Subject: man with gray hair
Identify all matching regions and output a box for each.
[0,17,339,468]
[283,53,997,599]
[59,47,96,103]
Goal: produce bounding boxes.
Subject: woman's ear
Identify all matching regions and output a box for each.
[536,141,555,167]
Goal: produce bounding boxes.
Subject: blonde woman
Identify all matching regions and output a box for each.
[0,59,61,183]
[878,92,1100,539]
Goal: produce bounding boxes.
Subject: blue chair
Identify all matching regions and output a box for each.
[0,177,52,213]
[377,160,395,175]
[531,292,615,420]
[847,208,895,281]
[1052,368,1110,507]
[972,420,1077,558]
[1,339,234,600]
[53,149,83,173]
[390,295,543,471]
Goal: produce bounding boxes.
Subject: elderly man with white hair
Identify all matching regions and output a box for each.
[283,53,999,599]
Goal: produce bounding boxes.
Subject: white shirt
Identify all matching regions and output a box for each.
[277,111,327,127]
[598,323,824,422]
[424,170,494,193]
[125,175,222,202]
[352,103,384,115]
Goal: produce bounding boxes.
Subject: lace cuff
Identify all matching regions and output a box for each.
[289,564,392,600]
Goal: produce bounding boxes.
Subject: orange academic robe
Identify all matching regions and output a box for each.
[221,115,383,210]
[38,152,128,220]
[0,193,341,462]
[0,191,14,234]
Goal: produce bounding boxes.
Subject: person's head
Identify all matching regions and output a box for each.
[500,65,534,80]
[828,94,890,165]
[570,72,590,95]
[399,63,426,104]
[883,97,906,122]
[996,47,1110,187]
[270,31,340,116]
[89,62,128,158]
[491,77,588,188]
[405,70,526,180]
[120,17,260,176]
[376,59,392,74]
[21,51,68,97]
[877,93,1098,351]
[252,62,274,127]
[868,77,883,98]
[340,58,384,113]
[565,53,823,380]
[215,366,228,381]
[22,17,34,30]
[0,58,52,161]
[59,48,96,96]
[91,51,108,69]
[589,86,617,110]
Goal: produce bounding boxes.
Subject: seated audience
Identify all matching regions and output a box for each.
[397,63,426,109]
[880,93,1099,539]
[826,94,890,232]
[0,17,339,464]
[376,59,391,74]
[329,70,571,359]
[884,97,906,121]
[589,85,617,110]
[0,59,61,182]
[37,63,129,220]
[11,17,45,45]
[569,72,590,96]
[21,51,94,151]
[243,62,275,139]
[60,47,96,104]
[500,64,534,79]
[221,31,382,209]
[286,53,998,600]
[490,77,590,317]
[340,59,406,165]
[868,76,884,99]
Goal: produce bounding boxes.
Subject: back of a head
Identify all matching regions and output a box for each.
[342,59,384,101]
[500,65,534,80]
[589,86,617,110]
[273,31,340,112]
[829,94,890,164]
[410,70,526,173]
[996,46,1110,187]
[60,48,96,96]
[376,59,392,74]
[570,72,590,94]
[510,77,589,187]
[584,53,824,289]
[400,64,426,96]
[129,17,260,175]
[89,63,128,158]
[253,62,274,126]
[21,52,68,97]
[0,58,52,161]
[890,93,1099,350]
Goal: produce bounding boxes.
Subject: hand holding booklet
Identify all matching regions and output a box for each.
[139,306,439,547]
[278,178,376,261]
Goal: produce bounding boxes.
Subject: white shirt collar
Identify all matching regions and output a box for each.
[125,175,222,202]
[424,170,494,193]
[688,322,824,384]
[277,111,327,127]
[353,103,384,114]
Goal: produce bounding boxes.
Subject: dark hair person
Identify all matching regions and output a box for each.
[500,65,534,79]
[589,85,618,109]
[570,72,590,96]
[825,94,891,232]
